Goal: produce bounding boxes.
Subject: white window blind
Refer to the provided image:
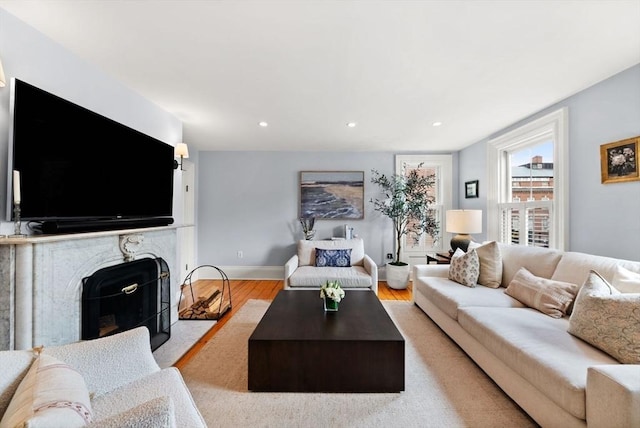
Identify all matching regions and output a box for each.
[499,201,553,248]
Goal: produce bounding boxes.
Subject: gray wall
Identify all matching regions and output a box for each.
[458,142,488,241]
[458,64,640,261]
[197,151,458,268]
[3,7,637,266]
[196,66,640,268]
[0,9,183,233]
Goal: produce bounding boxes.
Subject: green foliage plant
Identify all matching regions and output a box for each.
[370,163,439,265]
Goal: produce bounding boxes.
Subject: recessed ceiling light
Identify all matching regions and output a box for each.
[347,122,357,128]
[432,121,442,127]
[258,121,268,127]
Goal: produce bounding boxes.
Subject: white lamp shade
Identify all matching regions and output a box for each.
[0,58,6,88]
[175,143,189,158]
[446,210,482,234]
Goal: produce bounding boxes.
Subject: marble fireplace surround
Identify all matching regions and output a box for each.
[0,226,178,351]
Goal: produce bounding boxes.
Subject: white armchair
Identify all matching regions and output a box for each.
[284,238,378,294]
[0,327,205,427]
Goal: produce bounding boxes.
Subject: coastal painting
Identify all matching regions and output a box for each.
[299,171,364,219]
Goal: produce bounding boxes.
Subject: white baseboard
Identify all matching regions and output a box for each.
[194,265,393,281]
[198,266,283,280]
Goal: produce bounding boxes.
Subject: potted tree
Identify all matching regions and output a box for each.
[370,163,440,289]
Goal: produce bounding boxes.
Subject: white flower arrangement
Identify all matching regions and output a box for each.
[320,280,345,303]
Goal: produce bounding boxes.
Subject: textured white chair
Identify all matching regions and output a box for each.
[0,327,205,427]
[284,238,378,294]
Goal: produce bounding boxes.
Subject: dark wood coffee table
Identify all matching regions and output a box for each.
[248,290,404,392]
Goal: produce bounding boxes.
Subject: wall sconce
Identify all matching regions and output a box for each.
[0,56,6,88]
[445,209,482,253]
[173,143,189,170]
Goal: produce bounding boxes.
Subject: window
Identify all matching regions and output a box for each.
[486,108,568,250]
[395,155,452,265]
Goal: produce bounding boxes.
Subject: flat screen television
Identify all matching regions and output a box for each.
[7,78,175,234]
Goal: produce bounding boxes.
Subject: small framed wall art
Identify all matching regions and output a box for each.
[600,136,639,184]
[465,180,479,198]
[299,171,364,219]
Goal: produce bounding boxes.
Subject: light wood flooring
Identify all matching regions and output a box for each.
[174,280,411,369]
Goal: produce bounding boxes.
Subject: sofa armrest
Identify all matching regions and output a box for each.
[43,327,160,397]
[90,396,176,428]
[413,264,449,279]
[586,365,640,428]
[363,254,378,295]
[0,351,34,416]
[284,254,300,289]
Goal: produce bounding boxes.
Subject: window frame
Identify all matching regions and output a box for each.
[486,108,569,251]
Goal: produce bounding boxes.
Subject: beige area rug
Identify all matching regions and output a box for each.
[180,299,538,428]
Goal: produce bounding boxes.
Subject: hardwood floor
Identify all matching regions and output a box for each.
[173,280,412,369]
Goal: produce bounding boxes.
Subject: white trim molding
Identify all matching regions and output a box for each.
[486,108,568,250]
[212,266,284,280]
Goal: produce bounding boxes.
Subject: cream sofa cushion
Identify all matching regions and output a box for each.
[458,306,618,420]
[413,277,524,320]
[297,238,365,267]
[288,266,372,288]
[504,267,579,318]
[612,265,640,293]
[551,251,640,288]
[0,353,93,428]
[468,241,503,288]
[568,270,640,364]
[498,243,563,286]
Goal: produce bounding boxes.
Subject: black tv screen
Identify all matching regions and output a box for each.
[8,79,174,231]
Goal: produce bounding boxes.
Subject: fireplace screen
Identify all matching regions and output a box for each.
[82,257,170,351]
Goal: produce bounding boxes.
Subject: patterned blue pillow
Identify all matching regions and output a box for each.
[315,249,352,267]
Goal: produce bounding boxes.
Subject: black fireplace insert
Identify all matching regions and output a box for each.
[82,257,170,351]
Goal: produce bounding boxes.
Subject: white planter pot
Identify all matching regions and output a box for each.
[386,263,410,289]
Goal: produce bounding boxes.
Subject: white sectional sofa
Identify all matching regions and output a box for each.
[284,238,378,294]
[0,327,205,427]
[413,243,640,428]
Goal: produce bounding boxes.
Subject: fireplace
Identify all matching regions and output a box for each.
[82,257,171,351]
[0,229,178,351]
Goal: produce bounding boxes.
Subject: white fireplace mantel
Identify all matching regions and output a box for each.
[0,226,179,351]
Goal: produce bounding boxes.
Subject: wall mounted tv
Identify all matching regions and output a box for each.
[8,78,175,234]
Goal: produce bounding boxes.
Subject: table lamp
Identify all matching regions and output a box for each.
[445,210,482,253]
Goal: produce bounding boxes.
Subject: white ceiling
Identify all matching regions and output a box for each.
[1,1,639,152]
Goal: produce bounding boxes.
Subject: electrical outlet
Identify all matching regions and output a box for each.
[237,250,243,259]
[386,253,393,260]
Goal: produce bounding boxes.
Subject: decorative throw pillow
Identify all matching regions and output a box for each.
[315,248,352,267]
[473,241,503,288]
[568,270,640,364]
[504,267,579,318]
[448,248,480,287]
[0,351,93,428]
[611,265,640,293]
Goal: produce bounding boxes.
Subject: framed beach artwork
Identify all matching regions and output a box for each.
[600,136,639,184]
[299,171,364,219]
